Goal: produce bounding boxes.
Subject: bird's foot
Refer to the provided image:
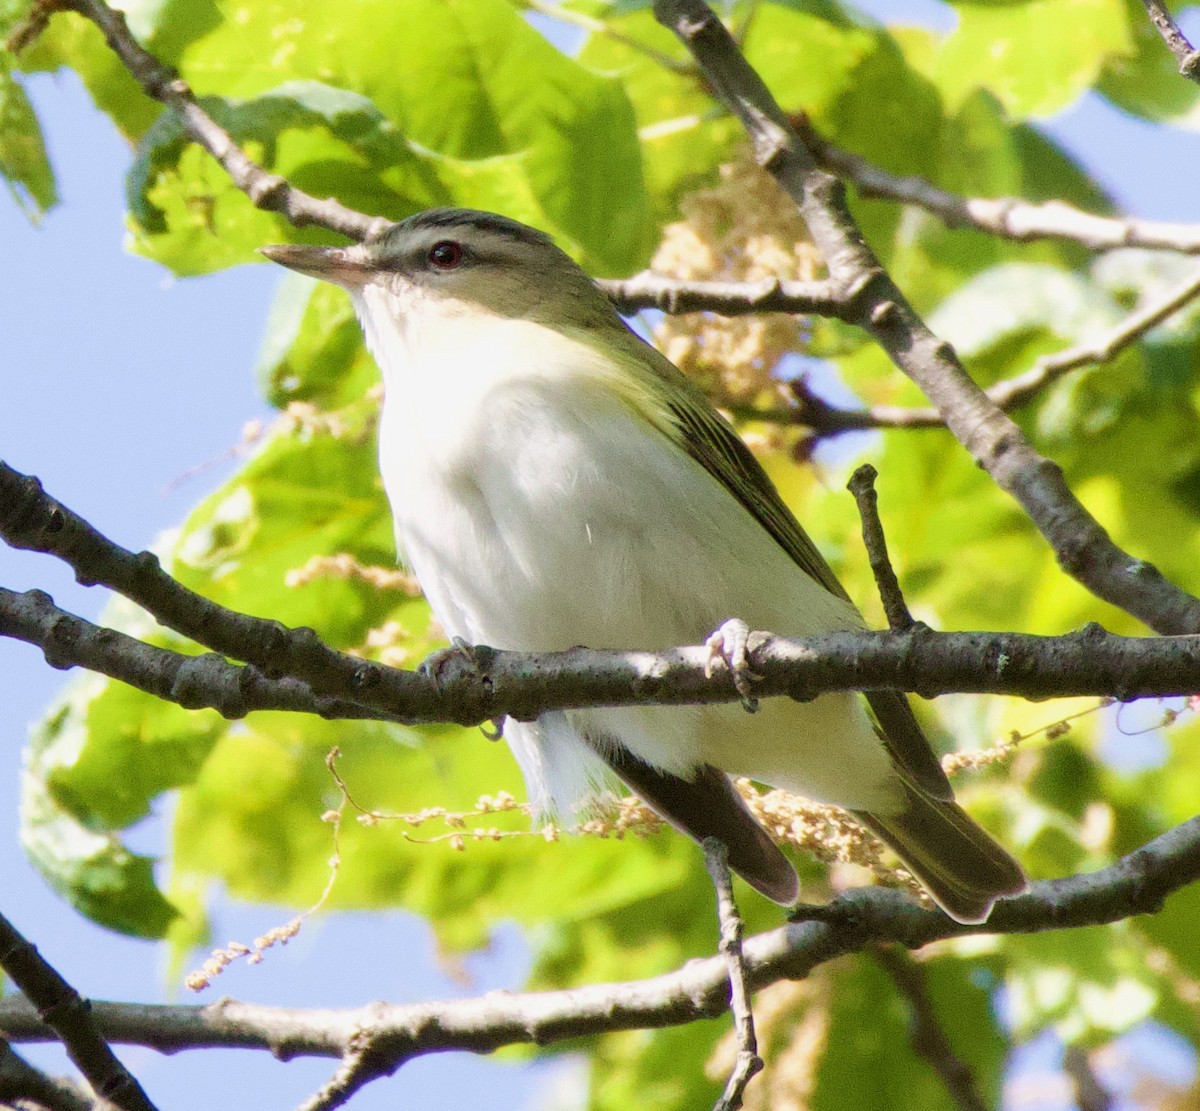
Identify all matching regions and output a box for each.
[421,639,504,739]
[704,618,761,713]
[420,637,496,692]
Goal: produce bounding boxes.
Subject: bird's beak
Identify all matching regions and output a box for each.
[259,243,371,288]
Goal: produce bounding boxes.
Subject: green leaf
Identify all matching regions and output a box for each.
[168,0,651,273]
[126,81,447,274]
[814,32,1100,309]
[16,10,164,139]
[172,715,440,911]
[589,1018,725,1111]
[927,262,1121,379]
[254,274,374,410]
[21,772,177,937]
[937,0,1132,119]
[1139,881,1200,983]
[576,5,740,221]
[20,666,201,937]
[167,424,404,645]
[1005,925,1159,1042]
[0,55,57,219]
[169,707,724,964]
[31,667,224,832]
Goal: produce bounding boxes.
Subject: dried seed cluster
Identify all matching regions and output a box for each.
[651,156,821,407]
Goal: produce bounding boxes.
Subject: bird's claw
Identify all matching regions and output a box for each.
[421,641,505,740]
[704,618,762,712]
[420,637,496,692]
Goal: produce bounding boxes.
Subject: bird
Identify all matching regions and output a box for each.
[262,207,1027,923]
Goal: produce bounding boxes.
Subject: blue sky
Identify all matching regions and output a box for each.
[3,5,1200,1107]
[0,70,568,1111]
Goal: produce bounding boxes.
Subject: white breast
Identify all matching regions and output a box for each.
[358,284,901,815]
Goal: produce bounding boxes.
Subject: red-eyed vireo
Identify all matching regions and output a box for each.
[262,208,1026,923]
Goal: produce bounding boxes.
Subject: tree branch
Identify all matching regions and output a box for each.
[872,948,988,1111]
[8,460,1200,729]
[47,0,385,241]
[794,115,1200,252]
[653,0,1200,637]
[596,273,849,317]
[0,1042,102,1111]
[3,816,1199,1069]
[0,586,404,722]
[1138,0,1200,84]
[9,570,1200,736]
[10,573,1200,728]
[0,910,157,1111]
[847,464,913,631]
[0,461,409,713]
[292,1047,385,1111]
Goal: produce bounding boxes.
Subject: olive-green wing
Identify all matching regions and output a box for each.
[635,344,951,800]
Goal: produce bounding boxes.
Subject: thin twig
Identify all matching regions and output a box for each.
[703,839,763,1111]
[873,948,988,1111]
[795,115,1200,254]
[745,261,1200,435]
[3,816,1200,1069]
[293,1046,388,1111]
[55,0,384,241]
[1138,0,1200,83]
[0,911,158,1111]
[847,465,913,631]
[653,0,1200,636]
[986,260,1200,407]
[1063,1045,1114,1111]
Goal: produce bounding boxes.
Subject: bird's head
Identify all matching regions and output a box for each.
[261,208,615,333]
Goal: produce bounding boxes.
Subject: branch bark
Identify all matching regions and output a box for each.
[596,273,849,317]
[9,462,1200,736]
[0,1042,102,1111]
[795,115,1200,252]
[847,464,913,632]
[0,585,403,721]
[704,838,763,1111]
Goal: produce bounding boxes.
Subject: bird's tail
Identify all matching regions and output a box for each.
[855,783,1026,924]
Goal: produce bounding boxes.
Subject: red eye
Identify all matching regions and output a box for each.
[428,240,464,269]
